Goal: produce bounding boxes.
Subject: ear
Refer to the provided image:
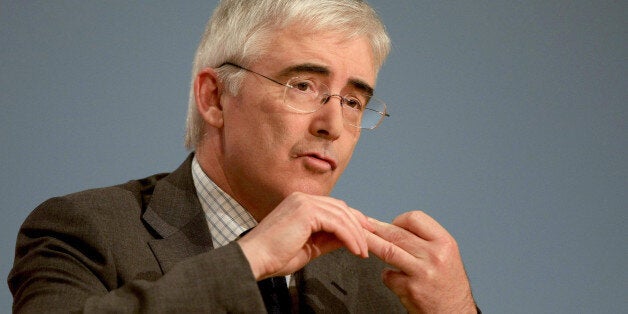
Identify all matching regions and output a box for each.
[194,67,224,128]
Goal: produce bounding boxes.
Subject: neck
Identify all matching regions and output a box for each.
[194,144,275,222]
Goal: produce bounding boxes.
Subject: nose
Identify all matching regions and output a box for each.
[324,94,345,106]
[309,95,345,140]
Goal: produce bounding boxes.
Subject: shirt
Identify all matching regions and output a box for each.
[191,156,296,307]
[191,157,257,248]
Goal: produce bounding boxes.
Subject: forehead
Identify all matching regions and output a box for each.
[255,28,377,89]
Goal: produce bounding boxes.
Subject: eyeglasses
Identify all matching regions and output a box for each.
[220,62,389,130]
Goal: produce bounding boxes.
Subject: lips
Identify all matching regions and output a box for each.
[300,152,338,171]
[291,142,339,173]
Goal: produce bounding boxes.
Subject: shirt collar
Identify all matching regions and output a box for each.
[191,156,257,248]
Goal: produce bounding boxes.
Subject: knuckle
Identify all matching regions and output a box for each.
[407,210,425,221]
[432,250,449,267]
[336,199,348,209]
[420,263,438,281]
[381,242,397,261]
[438,234,459,254]
[431,240,459,267]
[290,192,314,208]
[395,210,424,225]
[290,191,306,200]
[386,229,407,244]
[406,280,423,298]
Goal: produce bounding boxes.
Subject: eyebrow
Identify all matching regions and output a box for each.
[277,63,374,96]
[277,63,329,78]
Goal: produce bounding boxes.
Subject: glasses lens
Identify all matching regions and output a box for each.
[284,77,322,113]
[359,98,387,129]
[283,77,387,129]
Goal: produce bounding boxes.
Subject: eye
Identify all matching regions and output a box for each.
[291,79,317,93]
[343,96,364,111]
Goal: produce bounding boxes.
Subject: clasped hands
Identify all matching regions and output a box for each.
[238,192,477,313]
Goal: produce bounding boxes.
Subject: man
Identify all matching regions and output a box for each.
[9,0,479,312]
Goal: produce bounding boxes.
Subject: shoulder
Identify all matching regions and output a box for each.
[29,172,170,223]
[16,172,173,253]
[20,154,196,239]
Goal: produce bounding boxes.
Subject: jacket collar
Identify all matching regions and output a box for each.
[142,153,214,273]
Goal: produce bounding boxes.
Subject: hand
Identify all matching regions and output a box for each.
[366,211,477,313]
[237,192,372,280]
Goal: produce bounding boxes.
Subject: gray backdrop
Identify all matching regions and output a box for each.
[1,1,626,312]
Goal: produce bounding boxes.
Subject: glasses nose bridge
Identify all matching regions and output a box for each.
[321,93,347,107]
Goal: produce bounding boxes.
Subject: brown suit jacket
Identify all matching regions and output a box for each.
[9,154,404,313]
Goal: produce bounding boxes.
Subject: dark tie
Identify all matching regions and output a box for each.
[257,276,292,314]
[238,229,292,313]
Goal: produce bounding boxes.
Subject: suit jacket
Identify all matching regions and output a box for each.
[9,154,405,313]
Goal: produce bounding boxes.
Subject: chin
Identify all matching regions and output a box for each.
[285,180,334,197]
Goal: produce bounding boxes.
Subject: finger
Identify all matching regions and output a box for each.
[307,232,345,257]
[368,217,429,255]
[314,205,368,258]
[382,268,407,291]
[391,211,447,241]
[283,193,366,257]
[317,196,369,235]
[365,230,419,275]
[276,232,345,276]
[381,269,420,313]
[349,207,375,232]
[329,199,368,257]
[342,205,374,256]
[315,196,369,257]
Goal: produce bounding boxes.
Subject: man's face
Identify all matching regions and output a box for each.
[219,29,377,215]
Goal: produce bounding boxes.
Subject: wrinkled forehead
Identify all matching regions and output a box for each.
[264,27,376,78]
[248,21,380,73]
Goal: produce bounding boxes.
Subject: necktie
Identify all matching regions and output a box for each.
[238,228,292,313]
[257,275,292,314]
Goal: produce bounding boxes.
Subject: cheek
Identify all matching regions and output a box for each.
[339,130,360,164]
[338,138,358,171]
[224,111,294,166]
[257,111,295,150]
[227,90,294,146]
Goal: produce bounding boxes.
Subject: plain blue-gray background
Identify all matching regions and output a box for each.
[2,1,626,312]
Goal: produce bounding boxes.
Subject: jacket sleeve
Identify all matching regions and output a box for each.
[8,196,266,313]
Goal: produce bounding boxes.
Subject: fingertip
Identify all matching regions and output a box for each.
[354,246,368,259]
[348,239,365,258]
[360,239,369,258]
[358,238,369,258]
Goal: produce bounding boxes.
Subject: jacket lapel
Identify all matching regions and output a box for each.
[142,154,214,273]
[298,249,358,313]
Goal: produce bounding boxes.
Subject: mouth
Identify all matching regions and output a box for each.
[297,152,338,172]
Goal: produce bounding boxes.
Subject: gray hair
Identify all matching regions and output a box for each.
[184,0,391,149]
